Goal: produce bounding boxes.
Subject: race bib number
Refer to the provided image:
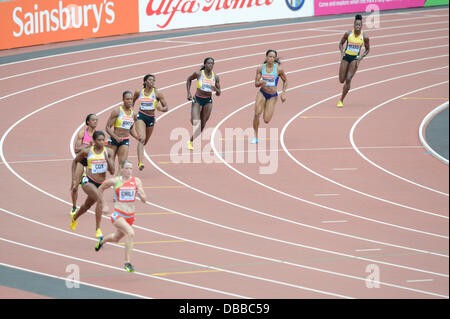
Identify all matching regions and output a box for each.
[347,43,361,53]
[121,119,133,129]
[119,190,136,201]
[91,160,107,174]
[262,74,276,87]
[141,99,155,110]
[201,83,212,92]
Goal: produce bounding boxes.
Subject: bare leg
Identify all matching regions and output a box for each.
[135,119,146,167]
[253,91,266,141]
[71,162,84,209]
[111,218,135,263]
[190,102,202,142]
[262,96,278,124]
[340,60,359,103]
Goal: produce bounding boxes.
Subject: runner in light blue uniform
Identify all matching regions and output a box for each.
[252,49,288,144]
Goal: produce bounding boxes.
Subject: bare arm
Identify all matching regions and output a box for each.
[359,34,370,60]
[339,31,350,56]
[156,89,169,112]
[73,128,85,154]
[97,177,116,212]
[278,66,288,103]
[71,149,88,190]
[105,108,121,142]
[186,71,200,101]
[135,177,147,203]
[132,89,141,106]
[254,65,265,87]
[105,148,115,175]
[213,74,221,96]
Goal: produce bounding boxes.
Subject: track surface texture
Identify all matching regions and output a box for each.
[0,7,448,300]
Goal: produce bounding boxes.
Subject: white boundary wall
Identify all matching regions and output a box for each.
[138,0,315,32]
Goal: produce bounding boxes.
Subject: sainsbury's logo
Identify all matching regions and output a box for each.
[12,1,116,37]
[146,0,275,29]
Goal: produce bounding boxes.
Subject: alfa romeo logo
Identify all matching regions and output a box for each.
[285,0,306,11]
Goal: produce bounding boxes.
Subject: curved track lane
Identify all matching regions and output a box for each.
[0,7,448,299]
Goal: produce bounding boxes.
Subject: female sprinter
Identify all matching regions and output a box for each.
[186,57,221,150]
[337,14,370,107]
[106,91,143,170]
[70,113,97,215]
[70,131,115,238]
[132,74,169,171]
[252,50,287,144]
[94,160,147,273]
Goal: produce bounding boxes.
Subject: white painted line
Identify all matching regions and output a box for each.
[0,8,446,69]
[158,40,200,44]
[322,220,348,223]
[406,279,434,283]
[355,249,382,252]
[0,209,355,299]
[280,74,449,220]
[0,262,150,299]
[350,90,449,195]
[0,236,250,299]
[3,207,448,298]
[418,101,449,165]
[0,26,448,296]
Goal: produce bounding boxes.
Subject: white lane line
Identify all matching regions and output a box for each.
[322,220,348,223]
[0,35,447,294]
[0,237,250,299]
[350,87,449,196]
[0,208,355,299]
[46,45,448,233]
[418,101,449,165]
[3,53,444,275]
[0,262,150,299]
[0,8,446,69]
[278,75,450,220]
[314,194,340,197]
[2,24,447,85]
[0,146,425,165]
[0,26,447,100]
[0,16,446,300]
[406,279,434,283]
[211,63,449,237]
[3,207,449,298]
[158,40,201,44]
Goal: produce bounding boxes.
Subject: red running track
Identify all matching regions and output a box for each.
[0,7,448,299]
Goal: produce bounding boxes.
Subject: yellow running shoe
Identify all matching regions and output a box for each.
[337,100,344,108]
[70,210,77,231]
[187,141,194,151]
[138,161,144,171]
[96,228,103,238]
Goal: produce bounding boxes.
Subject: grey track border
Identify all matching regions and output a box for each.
[0,264,142,299]
[0,5,448,65]
[425,106,449,162]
